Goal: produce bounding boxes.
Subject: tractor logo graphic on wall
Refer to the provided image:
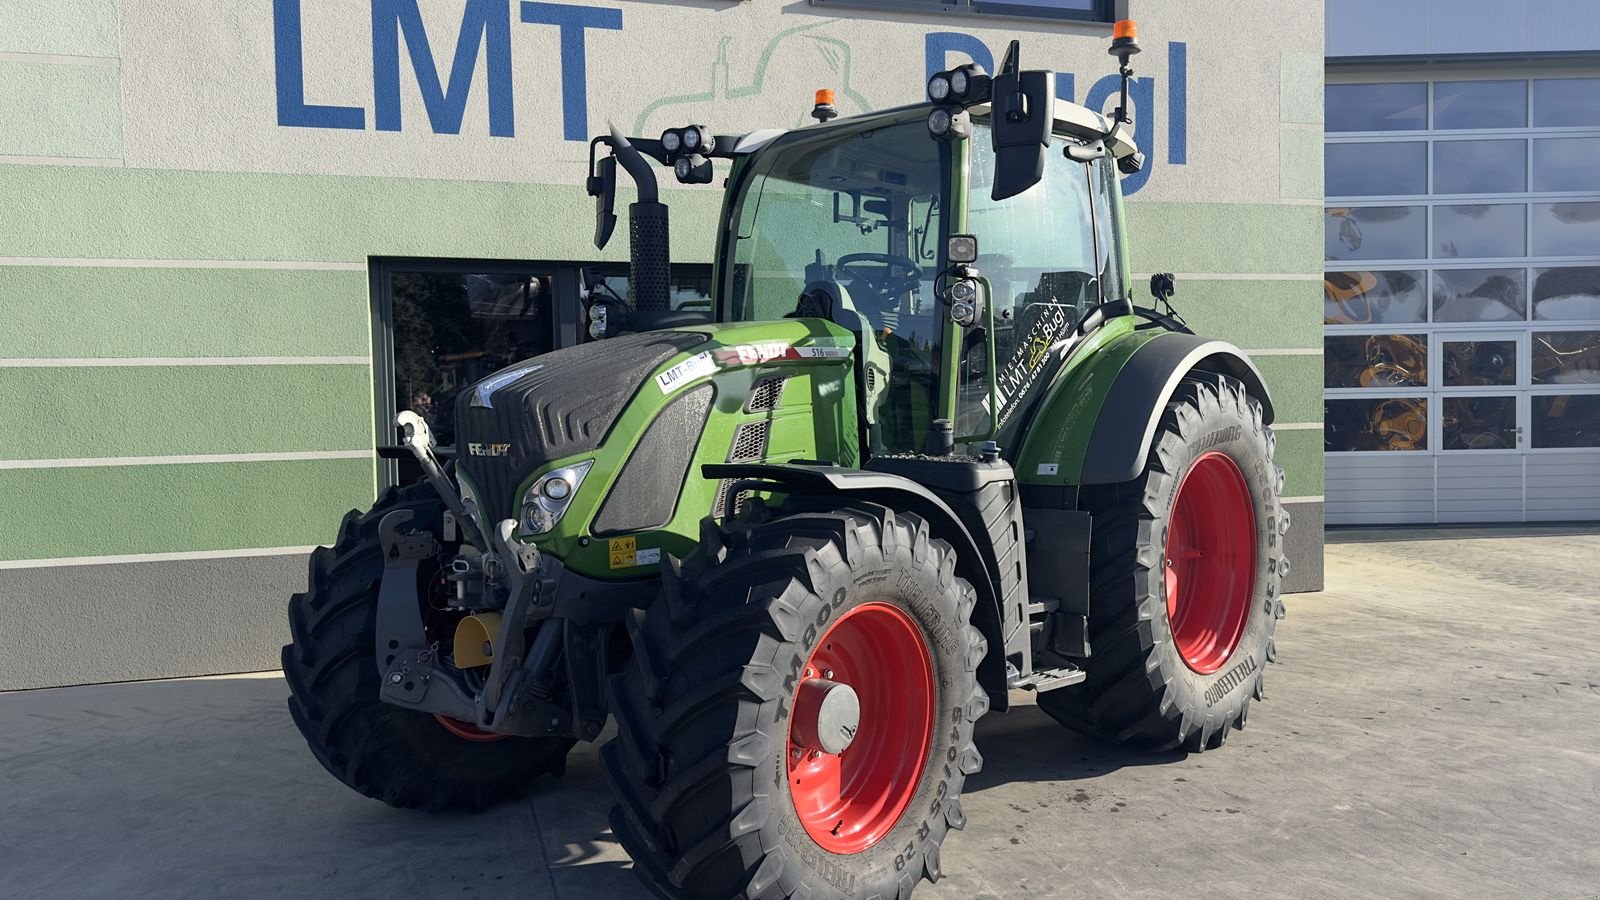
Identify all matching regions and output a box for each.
[634,23,875,136]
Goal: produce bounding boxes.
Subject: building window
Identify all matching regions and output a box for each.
[369,258,711,483]
[807,0,1113,23]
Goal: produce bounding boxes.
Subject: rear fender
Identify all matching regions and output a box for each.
[703,462,1014,712]
[1018,331,1274,486]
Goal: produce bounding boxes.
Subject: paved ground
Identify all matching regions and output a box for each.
[3,529,1598,899]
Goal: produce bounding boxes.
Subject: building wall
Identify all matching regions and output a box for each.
[0,0,1324,690]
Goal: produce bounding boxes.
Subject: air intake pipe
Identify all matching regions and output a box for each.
[608,124,672,315]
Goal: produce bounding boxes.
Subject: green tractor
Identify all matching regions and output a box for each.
[284,27,1289,900]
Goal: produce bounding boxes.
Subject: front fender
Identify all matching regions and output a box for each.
[1017,331,1275,486]
[702,461,1014,712]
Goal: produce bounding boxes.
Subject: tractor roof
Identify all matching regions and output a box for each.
[730,98,1136,162]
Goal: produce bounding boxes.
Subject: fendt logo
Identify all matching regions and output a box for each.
[467,442,512,457]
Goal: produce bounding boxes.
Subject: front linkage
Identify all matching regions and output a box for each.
[375,413,624,742]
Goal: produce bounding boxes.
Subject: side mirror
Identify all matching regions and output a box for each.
[988,41,1054,202]
[590,155,617,249]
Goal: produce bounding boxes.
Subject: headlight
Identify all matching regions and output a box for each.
[661,130,681,153]
[928,74,951,102]
[949,278,978,304]
[682,126,702,150]
[950,69,969,96]
[928,107,952,136]
[520,461,592,534]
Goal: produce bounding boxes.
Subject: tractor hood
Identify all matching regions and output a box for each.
[453,330,708,522]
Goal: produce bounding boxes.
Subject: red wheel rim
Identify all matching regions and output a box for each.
[1164,451,1258,675]
[433,714,508,742]
[786,602,934,854]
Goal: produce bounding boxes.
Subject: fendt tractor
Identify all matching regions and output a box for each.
[285,24,1290,900]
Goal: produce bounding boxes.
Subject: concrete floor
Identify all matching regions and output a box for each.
[3,529,1598,900]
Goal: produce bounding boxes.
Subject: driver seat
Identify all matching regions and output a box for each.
[795,280,892,441]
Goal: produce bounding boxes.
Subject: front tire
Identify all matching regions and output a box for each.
[603,500,988,899]
[282,482,575,811]
[1039,374,1287,751]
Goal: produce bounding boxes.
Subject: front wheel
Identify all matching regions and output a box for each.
[1039,374,1287,751]
[603,500,988,899]
[282,483,575,811]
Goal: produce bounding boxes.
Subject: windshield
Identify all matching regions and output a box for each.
[723,114,949,454]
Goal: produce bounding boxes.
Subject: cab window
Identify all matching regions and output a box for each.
[959,134,1121,434]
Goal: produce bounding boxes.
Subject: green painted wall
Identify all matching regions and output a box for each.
[0,459,374,561]
[0,61,122,158]
[0,0,119,57]
[0,365,372,459]
[0,266,370,358]
[0,165,718,263]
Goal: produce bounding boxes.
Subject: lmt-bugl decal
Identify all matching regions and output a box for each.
[986,303,1075,427]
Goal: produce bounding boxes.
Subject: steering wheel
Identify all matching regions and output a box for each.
[836,253,924,300]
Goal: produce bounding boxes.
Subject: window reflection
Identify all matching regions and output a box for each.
[1326,143,1426,196]
[1325,398,1428,451]
[1532,332,1600,385]
[392,271,553,445]
[1532,139,1600,193]
[1432,140,1525,194]
[1533,267,1600,321]
[1532,203,1600,257]
[1433,204,1525,259]
[1324,270,1426,324]
[1433,268,1526,321]
[1441,396,1517,450]
[1533,78,1600,128]
[1442,340,1516,386]
[1433,80,1527,129]
[1326,83,1427,132]
[1325,207,1425,262]
[1533,395,1600,448]
[1324,334,1427,388]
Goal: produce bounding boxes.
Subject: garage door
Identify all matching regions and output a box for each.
[1323,74,1600,524]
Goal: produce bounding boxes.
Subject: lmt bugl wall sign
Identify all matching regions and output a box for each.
[269,0,1187,194]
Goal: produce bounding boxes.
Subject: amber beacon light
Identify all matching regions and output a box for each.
[811,89,838,123]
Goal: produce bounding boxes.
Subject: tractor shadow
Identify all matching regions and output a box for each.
[964,697,1185,792]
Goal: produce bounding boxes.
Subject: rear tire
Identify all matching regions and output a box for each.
[603,500,988,899]
[282,482,575,811]
[1038,374,1287,751]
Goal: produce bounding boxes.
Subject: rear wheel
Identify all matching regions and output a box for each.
[603,500,987,899]
[1039,374,1287,751]
[282,483,574,811]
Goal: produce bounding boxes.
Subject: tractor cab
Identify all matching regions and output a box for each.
[586,40,1142,459]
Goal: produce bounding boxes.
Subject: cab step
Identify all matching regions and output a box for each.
[1006,662,1086,693]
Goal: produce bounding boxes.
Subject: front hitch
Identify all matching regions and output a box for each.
[372,507,571,737]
